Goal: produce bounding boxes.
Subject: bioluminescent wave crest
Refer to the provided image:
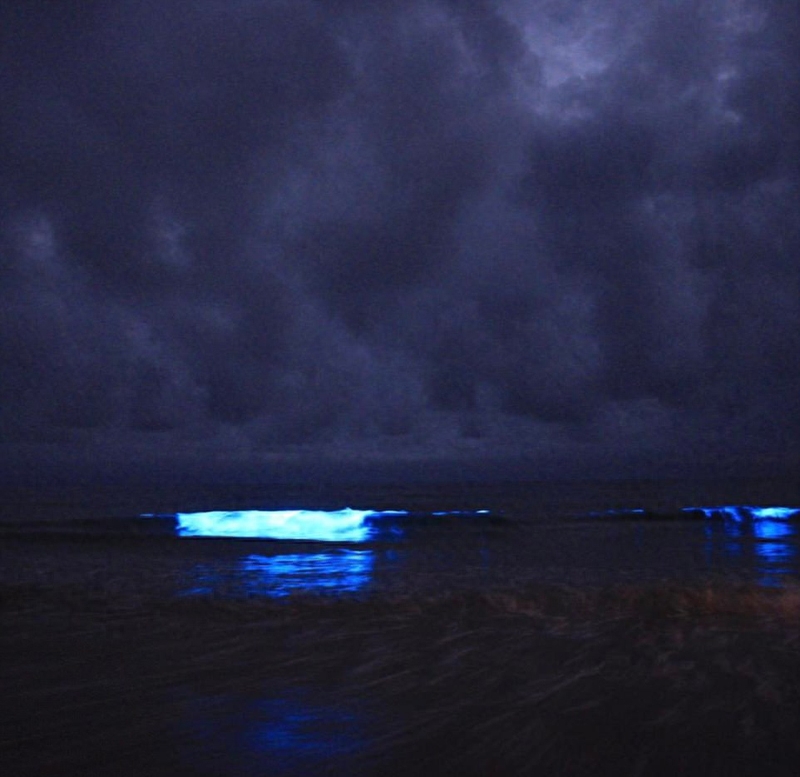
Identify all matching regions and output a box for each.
[171,507,495,541]
[686,506,747,521]
[584,505,799,522]
[684,505,800,522]
[585,508,646,518]
[431,509,491,516]
[751,507,800,520]
[691,507,800,586]
[175,508,399,542]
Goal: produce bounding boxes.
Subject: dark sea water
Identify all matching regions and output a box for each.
[2,477,800,595]
[4,477,800,776]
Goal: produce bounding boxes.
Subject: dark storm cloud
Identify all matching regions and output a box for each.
[1,0,798,480]
[518,0,800,439]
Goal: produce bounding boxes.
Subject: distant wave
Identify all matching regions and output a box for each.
[583,505,800,522]
[0,508,506,543]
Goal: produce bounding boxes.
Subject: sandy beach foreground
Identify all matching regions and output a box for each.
[3,568,800,776]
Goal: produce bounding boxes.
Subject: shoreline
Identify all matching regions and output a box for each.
[4,579,800,775]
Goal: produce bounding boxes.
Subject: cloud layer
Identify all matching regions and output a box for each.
[2,0,799,481]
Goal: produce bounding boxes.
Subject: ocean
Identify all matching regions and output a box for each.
[2,477,800,596]
[3,477,800,776]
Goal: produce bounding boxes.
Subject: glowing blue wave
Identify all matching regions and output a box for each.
[751,507,800,520]
[175,508,385,542]
[584,505,799,522]
[685,506,800,522]
[431,509,491,516]
[585,508,646,518]
[172,507,494,541]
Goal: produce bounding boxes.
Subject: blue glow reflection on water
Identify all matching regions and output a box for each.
[588,504,799,586]
[752,521,798,585]
[707,511,799,586]
[184,550,374,598]
[180,691,370,776]
[753,521,794,540]
[241,551,373,597]
[689,505,799,584]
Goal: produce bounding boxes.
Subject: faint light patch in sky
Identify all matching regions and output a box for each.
[531,30,610,90]
[509,3,613,120]
[711,0,767,123]
[720,0,766,37]
[147,199,192,271]
[13,213,58,265]
[8,212,66,282]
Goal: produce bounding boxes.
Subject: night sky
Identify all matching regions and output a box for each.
[1,0,798,485]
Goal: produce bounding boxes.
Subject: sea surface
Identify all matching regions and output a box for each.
[2,477,800,597]
[4,477,800,776]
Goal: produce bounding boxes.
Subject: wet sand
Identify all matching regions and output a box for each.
[3,552,800,776]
